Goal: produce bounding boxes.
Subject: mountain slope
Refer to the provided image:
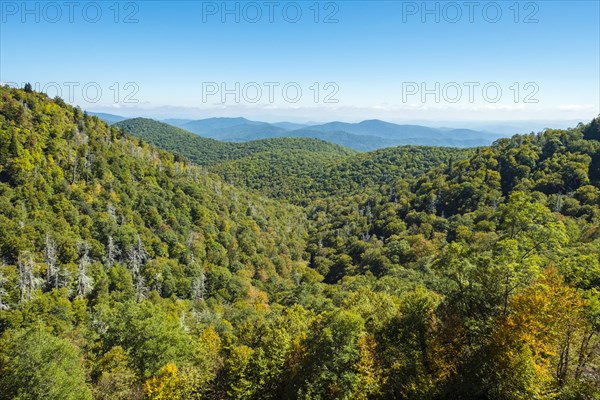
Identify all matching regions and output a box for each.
[305,118,600,284]
[87,112,128,124]
[0,86,308,304]
[212,146,473,204]
[114,117,356,165]
[164,117,504,150]
[167,117,284,140]
[182,119,287,141]
[223,128,398,151]
[295,119,600,398]
[308,119,503,146]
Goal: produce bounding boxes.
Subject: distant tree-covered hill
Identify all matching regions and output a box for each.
[212,146,473,204]
[114,117,356,165]
[165,117,504,150]
[87,112,128,124]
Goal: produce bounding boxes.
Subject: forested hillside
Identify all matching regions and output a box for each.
[114,118,356,166]
[116,119,475,205]
[212,146,473,204]
[0,88,309,399]
[1,86,599,399]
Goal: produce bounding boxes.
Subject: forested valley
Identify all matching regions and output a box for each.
[1,86,600,399]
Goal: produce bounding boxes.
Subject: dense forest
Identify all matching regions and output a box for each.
[210,146,473,205]
[1,86,599,399]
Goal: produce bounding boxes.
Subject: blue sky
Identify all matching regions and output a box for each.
[1,1,599,123]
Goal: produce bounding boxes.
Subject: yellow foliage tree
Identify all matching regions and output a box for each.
[144,363,183,400]
[491,267,587,398]
[353,334,384,400]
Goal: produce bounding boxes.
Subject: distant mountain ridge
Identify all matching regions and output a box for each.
[93,113,505,150]
[113,118,356,166]
[87,112,127,124]
[163,117,504,150]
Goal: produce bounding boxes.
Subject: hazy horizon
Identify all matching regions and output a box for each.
[85,109,588,136]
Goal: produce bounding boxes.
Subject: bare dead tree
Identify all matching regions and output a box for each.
[105,235,121,269]
[45,234,59,290]
[127,235,149,277]
[128,235,149,302]
[191,271,207,302]
[18,251,41,303]
[134,274,148,302]
[76,241,93,297]
[0,266,10,310]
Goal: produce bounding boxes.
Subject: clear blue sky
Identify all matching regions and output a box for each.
[1,1,599,123]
